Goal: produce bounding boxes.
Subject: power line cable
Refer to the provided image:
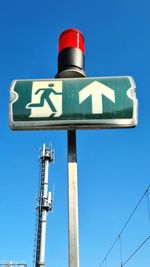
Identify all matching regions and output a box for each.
[99,236,119,267]
[122,235,150,266]
[119,185,150,236]
[146,189,150,221]
[99,185,150,267]
[119,234,123,267]
[104,258,107,267]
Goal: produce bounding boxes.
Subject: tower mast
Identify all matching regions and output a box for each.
[34,144,54,267]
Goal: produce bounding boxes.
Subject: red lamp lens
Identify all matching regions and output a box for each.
[58,28,85,53]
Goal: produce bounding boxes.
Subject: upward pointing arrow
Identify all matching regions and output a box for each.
[79,81,115,114]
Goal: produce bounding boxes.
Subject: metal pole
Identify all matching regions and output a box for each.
[56,28,86,267]
[68,130,79,267]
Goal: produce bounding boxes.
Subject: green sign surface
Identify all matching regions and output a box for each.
[9,76,138,130]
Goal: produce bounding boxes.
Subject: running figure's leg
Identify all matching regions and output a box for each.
[46,97,57,112]
[28,96,45,107]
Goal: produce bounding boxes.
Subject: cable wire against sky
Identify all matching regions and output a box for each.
[122,236,150,266]
[146,189,150,221]
[119,234,123,267]
[99,185,150,267]
[104,258,107,267]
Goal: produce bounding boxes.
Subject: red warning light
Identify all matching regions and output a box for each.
[56,28,86,78]
[58,28,85,53]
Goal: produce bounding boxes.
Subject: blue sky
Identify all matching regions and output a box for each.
[0,0,150,267]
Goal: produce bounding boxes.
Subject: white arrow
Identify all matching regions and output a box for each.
[79,81,115,114]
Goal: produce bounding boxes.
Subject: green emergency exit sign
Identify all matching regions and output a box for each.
[9,76,138,130]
